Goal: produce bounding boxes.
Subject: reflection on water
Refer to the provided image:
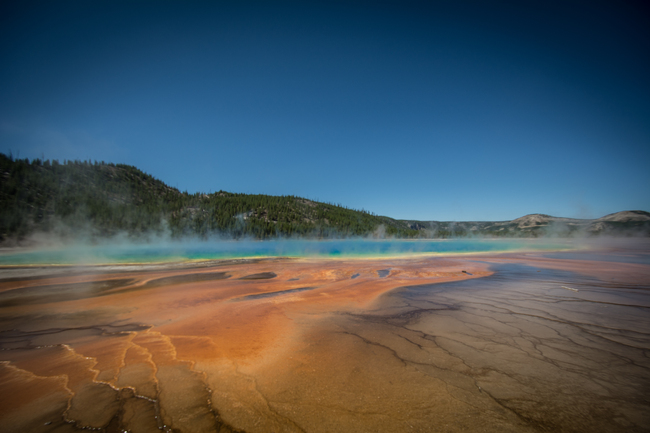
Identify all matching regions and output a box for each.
[0,247,649,432]
[542,251,650,265]
[377,269,391,277]
[269,259,649,433]
[236,286,318,301]
[367,264,650,431]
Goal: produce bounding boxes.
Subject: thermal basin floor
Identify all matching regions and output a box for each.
[1,251,649,432]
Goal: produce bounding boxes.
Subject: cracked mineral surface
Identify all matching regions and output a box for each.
[1,247,649,432]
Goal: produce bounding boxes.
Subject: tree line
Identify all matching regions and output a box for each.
[0,153,419,242]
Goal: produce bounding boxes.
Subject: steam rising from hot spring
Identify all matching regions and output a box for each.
[0,238,584,266]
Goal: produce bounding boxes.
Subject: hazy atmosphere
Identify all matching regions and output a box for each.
[1,0,649,221]
[2,3,650,433]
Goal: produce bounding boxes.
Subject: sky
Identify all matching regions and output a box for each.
[1,0,649,221]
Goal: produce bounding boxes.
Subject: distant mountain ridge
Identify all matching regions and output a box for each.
[1,153,648,242]
[401,211,650,238]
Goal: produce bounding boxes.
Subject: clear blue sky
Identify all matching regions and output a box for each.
[1,1,649,221]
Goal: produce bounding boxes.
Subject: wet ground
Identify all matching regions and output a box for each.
[0,247,649,432]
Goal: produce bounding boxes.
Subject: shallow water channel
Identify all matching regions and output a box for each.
[337,262,650,431]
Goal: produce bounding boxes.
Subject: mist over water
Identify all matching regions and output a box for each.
[0,238,576,265]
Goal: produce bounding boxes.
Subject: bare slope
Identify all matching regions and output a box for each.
[401,210,650,237]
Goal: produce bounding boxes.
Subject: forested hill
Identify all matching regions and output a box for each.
[0,154,418,242]
[2,154,648,243]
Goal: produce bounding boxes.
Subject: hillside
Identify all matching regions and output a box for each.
[1,153,648,243]
[401,211,650,237]
[0,154,417,242]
